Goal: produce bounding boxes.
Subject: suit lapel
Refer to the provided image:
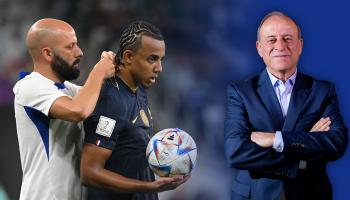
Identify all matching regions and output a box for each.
[257,70,285,130]
[283,73,310,131]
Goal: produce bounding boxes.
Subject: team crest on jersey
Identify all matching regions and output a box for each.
[140,109,149,127]
[96,116,116,138]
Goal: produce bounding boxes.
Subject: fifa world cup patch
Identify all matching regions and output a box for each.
[96,116,116,138]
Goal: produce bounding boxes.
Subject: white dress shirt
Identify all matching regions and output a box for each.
[266,69,306,169]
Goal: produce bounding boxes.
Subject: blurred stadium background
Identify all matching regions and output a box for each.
[0,0,349,200]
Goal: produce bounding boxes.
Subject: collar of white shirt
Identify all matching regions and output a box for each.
[266,68,297,88]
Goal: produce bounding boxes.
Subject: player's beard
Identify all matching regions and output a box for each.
[51,54,80,81]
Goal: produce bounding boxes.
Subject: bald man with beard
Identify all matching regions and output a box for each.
[13,18,116,200]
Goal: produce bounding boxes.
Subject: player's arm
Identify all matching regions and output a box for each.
[49,51,116,122]
[80,143,188,193]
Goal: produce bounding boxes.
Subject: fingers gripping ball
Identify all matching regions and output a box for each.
[146,128,197,177]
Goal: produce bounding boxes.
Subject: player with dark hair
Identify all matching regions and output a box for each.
[81,21,189,200]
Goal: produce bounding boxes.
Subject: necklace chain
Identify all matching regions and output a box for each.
[110,75,119,89]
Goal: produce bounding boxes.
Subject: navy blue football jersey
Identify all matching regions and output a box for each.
[84,76,158,200]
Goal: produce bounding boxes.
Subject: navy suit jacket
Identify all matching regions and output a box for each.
[224,70,348,200]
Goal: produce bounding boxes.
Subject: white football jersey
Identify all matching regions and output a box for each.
[13,72,84,200]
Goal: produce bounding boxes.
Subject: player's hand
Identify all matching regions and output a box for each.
[101,51,115,61]
[310,117,331,132]
[251,131,275,148]
[150,175,190,192]
[93,51,116,79]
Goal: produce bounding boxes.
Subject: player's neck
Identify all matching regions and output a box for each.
[33,63,65,83]
[117,70,138,93]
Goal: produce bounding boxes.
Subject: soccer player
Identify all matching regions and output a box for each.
[13,18,116,200]
[81,21,189,200]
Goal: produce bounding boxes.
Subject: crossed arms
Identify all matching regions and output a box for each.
[224,83,348,178]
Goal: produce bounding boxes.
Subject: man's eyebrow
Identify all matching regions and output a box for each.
[265,34,294,38]
[266,35,276,39]
[65,41,77,46]
[148,54,159,58]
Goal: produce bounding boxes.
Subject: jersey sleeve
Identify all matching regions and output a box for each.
[83,92,127,150]
[64,81,81,96]
[13,76,68,116]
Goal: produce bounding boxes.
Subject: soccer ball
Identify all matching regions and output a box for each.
[146,128,197,177]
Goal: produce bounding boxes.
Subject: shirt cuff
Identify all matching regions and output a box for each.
[273,131,284,152]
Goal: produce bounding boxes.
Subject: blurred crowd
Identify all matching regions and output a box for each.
[0,0,257,199]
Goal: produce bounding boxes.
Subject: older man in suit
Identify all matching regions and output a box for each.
[224,11,348,200]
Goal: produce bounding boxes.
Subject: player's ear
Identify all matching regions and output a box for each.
[122,50,134,65]
[42,47,54,62]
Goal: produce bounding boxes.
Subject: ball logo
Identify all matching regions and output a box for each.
[167,134,174,141]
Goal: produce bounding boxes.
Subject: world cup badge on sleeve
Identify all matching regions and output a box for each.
[96,116,116,138]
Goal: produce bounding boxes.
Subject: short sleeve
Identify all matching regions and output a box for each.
[84,115,118,149]
[13,75,68,116]
[64,81,81,96]
[83,93,128,150]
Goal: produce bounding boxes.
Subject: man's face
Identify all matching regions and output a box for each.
[256,15,303,74]
[130,35,165,88]
[50,29,83,81]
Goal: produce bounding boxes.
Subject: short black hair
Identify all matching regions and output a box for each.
[116,21,164,65]
[257,11,301,40]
